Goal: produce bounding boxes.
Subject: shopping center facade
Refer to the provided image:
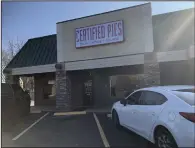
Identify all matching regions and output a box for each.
[4,3,194,110]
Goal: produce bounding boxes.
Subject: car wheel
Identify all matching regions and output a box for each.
[112,110,121,129]
[155,128,178,148]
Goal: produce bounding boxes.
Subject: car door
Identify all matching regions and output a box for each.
[120,91,142,132]
[136,91,168,139]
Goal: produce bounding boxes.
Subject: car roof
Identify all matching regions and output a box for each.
[137,85,195,92]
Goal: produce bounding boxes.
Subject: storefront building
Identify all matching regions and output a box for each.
[4,3,194,110]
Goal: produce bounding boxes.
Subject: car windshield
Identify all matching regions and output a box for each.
[172,90,195,105]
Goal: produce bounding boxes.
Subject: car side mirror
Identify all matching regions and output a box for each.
[120,99,127,106]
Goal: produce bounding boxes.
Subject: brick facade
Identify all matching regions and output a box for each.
[55,63,71,111]
[141,52,160,87]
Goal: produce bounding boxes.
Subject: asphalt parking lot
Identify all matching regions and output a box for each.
[2,112,155,147]
[96,113,152,148]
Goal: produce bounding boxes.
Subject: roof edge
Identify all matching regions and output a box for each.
[3,68,12,74]
[19,7,194,42]
[28,34,56,40]
[56,2,150,24]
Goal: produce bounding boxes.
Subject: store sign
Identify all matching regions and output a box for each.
[75,20,124,48]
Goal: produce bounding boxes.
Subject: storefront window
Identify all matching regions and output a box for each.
[110,74,144,98]
[43,80,56,100]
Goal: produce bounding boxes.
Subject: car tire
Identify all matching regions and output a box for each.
[155,128,178,148]
[112,110,121,129]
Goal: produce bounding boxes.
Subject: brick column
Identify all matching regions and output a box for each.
[55,62,71,111]
[140,52,161,87]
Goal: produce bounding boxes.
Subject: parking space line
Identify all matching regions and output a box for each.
[12,112,49,141]
[93,113,110,148]
[54,111,86,116]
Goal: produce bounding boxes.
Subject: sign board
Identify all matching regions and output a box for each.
[75,20,124,48]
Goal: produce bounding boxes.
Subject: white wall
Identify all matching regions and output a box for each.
[57,3,154,65]
[65,48,194,71]
[65,54,144,71]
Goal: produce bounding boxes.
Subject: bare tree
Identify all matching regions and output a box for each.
[2,40,21,82]
[2,50,11,82]
[2,49,11,67]
[2,39,34,92]
[7,39,23,58]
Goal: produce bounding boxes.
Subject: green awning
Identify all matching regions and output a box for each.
[4,34,57,72]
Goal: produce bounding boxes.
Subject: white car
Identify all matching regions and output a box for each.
[111,85,195,148]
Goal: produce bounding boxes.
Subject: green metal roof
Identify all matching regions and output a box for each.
[5,34,57,70]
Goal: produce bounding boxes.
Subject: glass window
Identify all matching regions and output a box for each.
[109,74,144,98]
[139,91,167,105]
[131,91,142,99]
[43,80,56,100]
[127,91,142,105]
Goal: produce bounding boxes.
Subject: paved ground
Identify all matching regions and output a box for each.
[14,113,104,147]
[2,112,46,147]
[2,112,156,147]
[96,113,155,148]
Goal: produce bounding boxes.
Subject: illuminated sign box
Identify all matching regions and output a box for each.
[75,20,124,48]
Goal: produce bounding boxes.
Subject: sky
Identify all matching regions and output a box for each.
[2,1,194,50]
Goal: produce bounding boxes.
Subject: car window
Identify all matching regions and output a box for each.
[126,91,142,105]
[139,91,167,105]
